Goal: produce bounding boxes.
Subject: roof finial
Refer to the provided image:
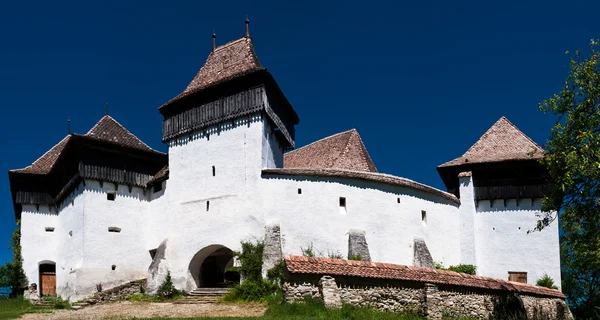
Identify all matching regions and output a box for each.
[105,103,108,115]
[68,118,71,134]
[212,32,216,52]
[245,16,250,38]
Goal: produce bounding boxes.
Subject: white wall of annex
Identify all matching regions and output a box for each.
[474,198,561,289]
[257,175,462,267]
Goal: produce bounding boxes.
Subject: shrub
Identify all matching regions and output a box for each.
[41,296,71,309]
[446,264,477,275]
[536,273,559,289]
[222,279,279,302]
[266,260,285,284]
[155,270,180,300]
[235,241,265,282]
[301,243,317,257]
[349,254,362,261]
[436,263,477,275]
[328,251,344,260]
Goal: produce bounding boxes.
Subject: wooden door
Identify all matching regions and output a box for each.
[39,264,56,297]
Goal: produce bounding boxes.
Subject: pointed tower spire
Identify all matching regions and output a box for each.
[245,16,250,38]
[212,32,216,52]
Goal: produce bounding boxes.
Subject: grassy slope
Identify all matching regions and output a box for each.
[0,298,33,320]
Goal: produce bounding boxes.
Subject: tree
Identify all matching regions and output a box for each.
[0,220,27,297]
[538,39,600,319]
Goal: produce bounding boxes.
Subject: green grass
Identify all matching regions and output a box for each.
[0,297,34,320]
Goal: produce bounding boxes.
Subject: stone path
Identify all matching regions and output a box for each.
[20,301,266,320]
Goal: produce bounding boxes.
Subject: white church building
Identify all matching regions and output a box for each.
[8,25,560,301]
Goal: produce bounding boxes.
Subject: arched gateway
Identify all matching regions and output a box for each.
[188,245,235,288]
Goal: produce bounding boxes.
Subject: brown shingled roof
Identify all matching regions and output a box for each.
[262,168,458,204]
[87,115,156,152]
[284,129,377,172]
[160,37,264,109]
[439,117,544,168]
[11,115,159,174]
[285,255,564,299]
[148,165,169,186]
[11,136,72,174]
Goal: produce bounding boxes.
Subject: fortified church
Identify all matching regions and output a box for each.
[8,22,560,301]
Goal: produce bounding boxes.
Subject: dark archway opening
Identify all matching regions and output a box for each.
[200,247,233,287]
[188,245,235,289]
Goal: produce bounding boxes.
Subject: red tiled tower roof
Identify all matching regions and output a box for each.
[439,116,544,168]
[284,129,377,173]
[160,37,264,110]
[285,255,564,299]
[11,115,160,175]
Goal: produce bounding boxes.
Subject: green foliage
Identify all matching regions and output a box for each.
[327,251,344,260]
[155,270,181,300]
[263,296,426,319]
[435,263,477,275]
[300,243,321,258]
[0,221,27,297]
[40,296,71,310]
[224,241,283,303]
[126,293,156,302]
[538,39,600,318]
[266,260,285,284]
[222,279,280,303]
[0,297,33,319]
[348,254,362,261]
[536,273,559,289]
[235,241,265,282]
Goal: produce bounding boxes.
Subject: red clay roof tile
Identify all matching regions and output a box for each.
[284,129,377,172]
[285,255,564,299]
[439,117,544,168]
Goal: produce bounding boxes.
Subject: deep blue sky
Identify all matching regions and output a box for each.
[0,1,597,264]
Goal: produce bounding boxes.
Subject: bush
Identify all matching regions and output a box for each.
[328,251,344,259]
[41,296,71,309]
[155,270,181,300]
[536,273,559,289]
[236,241,265,282]
[436,263,477,275]
[222,279,279,302]
[349,254,362,261]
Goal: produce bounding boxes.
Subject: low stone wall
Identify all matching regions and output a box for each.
[284,276,571,320]
[284,256,573,320]
[82,279,146,305]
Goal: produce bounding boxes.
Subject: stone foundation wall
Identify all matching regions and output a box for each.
[82,279,147,305]
[283,276,573,320]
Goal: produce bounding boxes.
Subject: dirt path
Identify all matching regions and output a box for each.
[20,301,267,320]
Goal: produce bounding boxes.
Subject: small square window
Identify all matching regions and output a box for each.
[107,191,116,201]
[508,272,527,283]
[298,188,302,194]
[339,197,346,207]
[108,227,121,233]
[153,183,163,193]
[45,227,55,232]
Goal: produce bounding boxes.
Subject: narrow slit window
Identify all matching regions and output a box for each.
[206,201,210,211]
[298,188,302,195]
[397,197,401,204]
[108,227,121,233]
[45,227,55,232]
[421,210,427,225]
[107,191,116,201]
[212,166,216,177]
[339,197,347,215]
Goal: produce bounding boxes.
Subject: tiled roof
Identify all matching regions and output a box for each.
[439,117,545,168]
[11,115,160,174]
[148,165,169,185]
[262,168,459,204]
[160,37,264,109]
[11,136,72,174]
[86,115,156,152]
[285,256,565,299]
[284,129,377,172]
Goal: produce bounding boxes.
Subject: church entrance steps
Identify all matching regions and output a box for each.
[174,288,230,304]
